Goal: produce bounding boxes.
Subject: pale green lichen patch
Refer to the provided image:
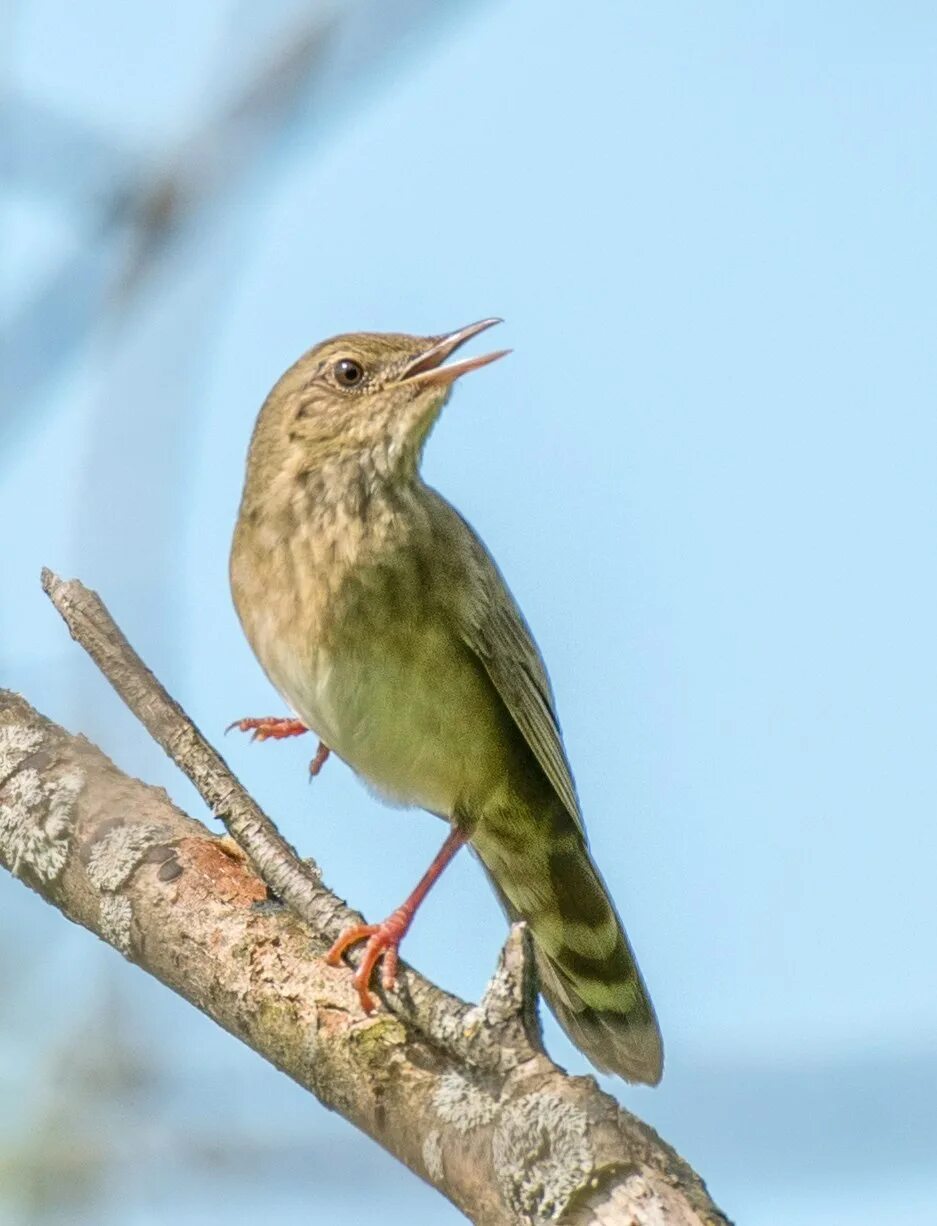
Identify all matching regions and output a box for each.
[422,1128,444,1182]
[249,995,322,1089]
[433,1069,497,1133]
[349,1015,408,1069]
[99,893,133,954]
[87,822,174,891]
[592,1173,670,1224]
[492,1090,593,1222]
[254,994,302,1038]
[0,724,44,773]
[0,733,83,881]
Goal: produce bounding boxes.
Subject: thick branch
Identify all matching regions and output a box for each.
[0,575,730,1225]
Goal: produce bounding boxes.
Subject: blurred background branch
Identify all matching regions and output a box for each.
[2,1,485,447]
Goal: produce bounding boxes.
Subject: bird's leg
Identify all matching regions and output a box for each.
[325,826,466,1013]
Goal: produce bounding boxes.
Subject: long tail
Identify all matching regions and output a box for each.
[474,813,663,1085]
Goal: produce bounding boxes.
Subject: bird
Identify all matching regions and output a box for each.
[228,319,663,1084]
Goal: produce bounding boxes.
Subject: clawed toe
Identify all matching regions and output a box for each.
[225,716,309,742]
[308,741,331,778]
[321,830,465,1014]
[325,916,408,1013]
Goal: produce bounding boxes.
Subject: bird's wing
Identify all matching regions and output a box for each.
[442,501,584,831]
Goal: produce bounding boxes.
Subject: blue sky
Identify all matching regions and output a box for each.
[3,3,936,1222]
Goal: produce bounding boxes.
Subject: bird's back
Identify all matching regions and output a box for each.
[395,489,665,1083]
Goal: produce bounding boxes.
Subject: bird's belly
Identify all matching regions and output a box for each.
[264,625,511,818]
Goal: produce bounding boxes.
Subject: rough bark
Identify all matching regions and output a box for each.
[0,573,730,1225]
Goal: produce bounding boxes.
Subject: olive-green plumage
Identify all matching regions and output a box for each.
[230,321,663,1083]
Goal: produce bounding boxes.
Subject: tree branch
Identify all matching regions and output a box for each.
[0,573,730,1225]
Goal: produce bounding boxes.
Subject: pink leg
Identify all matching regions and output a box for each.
[325,827,466,1013]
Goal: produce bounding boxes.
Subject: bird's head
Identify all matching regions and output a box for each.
[246,319,509,489]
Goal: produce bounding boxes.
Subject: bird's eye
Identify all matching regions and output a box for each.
[334,358,364,387]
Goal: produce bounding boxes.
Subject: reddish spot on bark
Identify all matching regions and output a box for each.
[176,836,268,907]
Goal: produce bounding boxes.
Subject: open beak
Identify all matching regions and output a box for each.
[401,318,510,387]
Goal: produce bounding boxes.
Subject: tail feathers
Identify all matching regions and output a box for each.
[534,935,663,1085]
[476,828,663,1085]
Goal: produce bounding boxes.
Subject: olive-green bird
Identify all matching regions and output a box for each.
[229,319,663,1084]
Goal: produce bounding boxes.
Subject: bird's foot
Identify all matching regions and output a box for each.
[325,829,465,1013]
[225,716,308,742]
[325,908,412,1014]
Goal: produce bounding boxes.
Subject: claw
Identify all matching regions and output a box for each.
[325,912,410,1013]
[308,742,331,779]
